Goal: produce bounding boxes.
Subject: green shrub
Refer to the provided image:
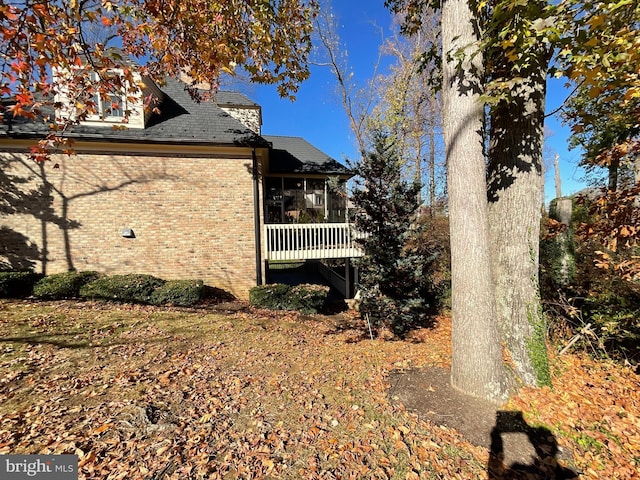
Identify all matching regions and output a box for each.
[288,284,330,314]
[80,274,165,304]
[33,271,100,300]
[580,288,640,362]
[249,283,329,314]
[248,283,291,310]
[0,271,43,298]
[150,279,205,307]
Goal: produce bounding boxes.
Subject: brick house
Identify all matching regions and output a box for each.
[0,75,359,298]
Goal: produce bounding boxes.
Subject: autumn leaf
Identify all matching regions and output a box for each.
[0,301,636,479]
[1,0,318,161]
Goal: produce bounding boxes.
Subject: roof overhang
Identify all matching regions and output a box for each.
[0,137,268,158]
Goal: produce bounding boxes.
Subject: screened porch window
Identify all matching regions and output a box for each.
[265,177,347,224]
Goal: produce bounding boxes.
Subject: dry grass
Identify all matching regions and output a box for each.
[2,299,637,479]
[1,299,481,479]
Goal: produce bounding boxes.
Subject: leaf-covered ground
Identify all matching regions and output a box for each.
[0,300,638,479]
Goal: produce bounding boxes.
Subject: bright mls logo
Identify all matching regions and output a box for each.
[1,455,78,479]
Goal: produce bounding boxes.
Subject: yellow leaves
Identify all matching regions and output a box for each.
[623,87,640,101]
[619,225,636,238]
[506,49,519,62]
[198,413,212,423]
[90,423,113,435]
[398,425,411,435]
[587,14,606,29]
[155,443,172,457]
[558,47,572,58]
[221,65,235,76]
[260,457,275,471]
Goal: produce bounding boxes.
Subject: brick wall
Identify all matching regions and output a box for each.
[0,149,261,298]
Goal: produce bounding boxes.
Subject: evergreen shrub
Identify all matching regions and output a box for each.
[150,279,205,306]
[352,133,440,336]
[80,274,165,304]
[33,271,100,299]
[288,284,330,314]
[0,271,43,298]
[249,283,329,313]
[248,283,290,310]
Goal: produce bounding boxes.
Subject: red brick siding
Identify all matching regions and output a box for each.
[0,151,260,298]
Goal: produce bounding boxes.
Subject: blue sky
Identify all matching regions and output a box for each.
[246,1,588,202]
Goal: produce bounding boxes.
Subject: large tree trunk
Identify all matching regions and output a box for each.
[442,0,509,403]
[554,154,562,199]
[429,96,437,214]
[487,18,551,387]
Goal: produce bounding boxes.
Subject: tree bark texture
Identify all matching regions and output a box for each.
[442,0,509,403]
[554,154,562,199]
[429,96,437,213]
[487,26,551,387]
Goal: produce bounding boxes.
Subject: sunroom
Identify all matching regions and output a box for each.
[261,136,362,296]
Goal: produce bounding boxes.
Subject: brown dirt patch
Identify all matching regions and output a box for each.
[388,367,580,479]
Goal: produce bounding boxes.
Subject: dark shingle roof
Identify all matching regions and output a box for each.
[1,78,268,147]
[1,79,350,176]
[135,80,266,146]
[215,91,259,107]
[264,135,351,175]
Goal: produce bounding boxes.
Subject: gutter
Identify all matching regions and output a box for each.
[252,148,263,286]
[0,130,270,148]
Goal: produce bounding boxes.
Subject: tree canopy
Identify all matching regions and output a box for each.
[557,0,640,187]
[1,0,317,158]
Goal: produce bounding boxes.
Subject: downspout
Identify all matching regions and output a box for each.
[252,148,263,285]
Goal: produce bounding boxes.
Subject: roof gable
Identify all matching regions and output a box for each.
[2,79,349,176]
[1,78,268,147]
[136,79,265,145]
[215,91,260,107]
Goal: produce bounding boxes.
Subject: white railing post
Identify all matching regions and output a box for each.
[264,223,364,261]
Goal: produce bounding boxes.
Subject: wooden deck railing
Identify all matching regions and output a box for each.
[265,223,364,261]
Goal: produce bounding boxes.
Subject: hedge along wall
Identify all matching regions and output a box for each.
[0,148,263,298]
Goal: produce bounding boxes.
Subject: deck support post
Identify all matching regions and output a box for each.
[345,257,351,299]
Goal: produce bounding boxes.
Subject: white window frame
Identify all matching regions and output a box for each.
[90,72,127,122]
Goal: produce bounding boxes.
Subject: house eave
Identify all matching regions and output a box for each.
[0,137,269,158]
[1,131,267,147]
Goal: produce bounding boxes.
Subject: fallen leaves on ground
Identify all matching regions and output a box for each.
[0,299,637,479]
[509,352,640,479]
